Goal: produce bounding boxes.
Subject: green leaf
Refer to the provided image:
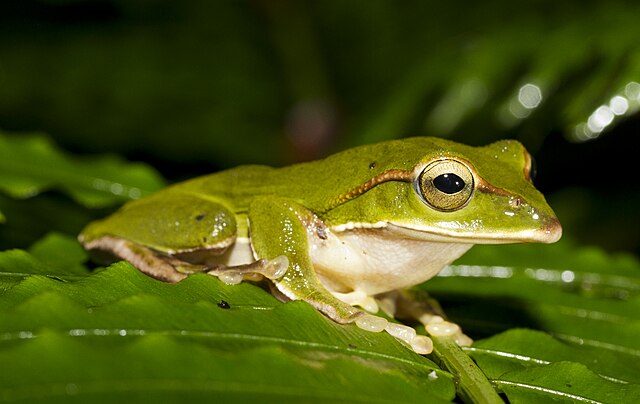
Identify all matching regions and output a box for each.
[0,233,90,291]
[469,329,640,385]
[27,233,89,277]
[0,193,102,251]
[0,132,165,211]
[2,234,640,402]
[0,239,455,403]
[421,240,640,402]
[0,331,452,404]
[431,335,502,404]
[496,362,640,403]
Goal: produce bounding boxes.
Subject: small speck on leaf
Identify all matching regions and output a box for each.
[217,300,231,309]
[195,214,205,221]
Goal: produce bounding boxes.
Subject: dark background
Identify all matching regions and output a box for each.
[1,0,638,255]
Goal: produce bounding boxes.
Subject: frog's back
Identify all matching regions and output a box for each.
[80,165,266,251]
[180,137,458,210]
[80,137,461,252]
[174,164,286,210]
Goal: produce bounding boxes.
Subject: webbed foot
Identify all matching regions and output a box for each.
[207,255,289,285]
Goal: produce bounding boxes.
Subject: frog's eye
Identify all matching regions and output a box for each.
[417,159,474,211]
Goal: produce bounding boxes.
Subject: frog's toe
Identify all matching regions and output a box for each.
[425,320,461,337]
[174,263,208,274]
[385,323,433,354]
[385,323,416,342]
[355,313,389,332]
[421,315,473,347]
[353,313,434,354]
[264,255,289,279]
[454,333,473,347]
[410,335,434,354]
[217,272,245,285]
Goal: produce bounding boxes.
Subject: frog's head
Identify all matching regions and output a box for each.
[326,137,562,244]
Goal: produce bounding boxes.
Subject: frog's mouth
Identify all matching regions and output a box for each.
[384,219,562,244]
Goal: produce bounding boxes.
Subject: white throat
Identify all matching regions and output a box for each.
[307,226,473,296]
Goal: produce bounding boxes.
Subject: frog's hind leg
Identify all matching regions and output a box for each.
[85,235,289,285]
[83,236,189,283]
[378,290,473,347]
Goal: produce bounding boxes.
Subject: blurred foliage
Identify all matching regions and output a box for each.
[0,132,164,208]
[0,0,639,253]
[0,131,165,249]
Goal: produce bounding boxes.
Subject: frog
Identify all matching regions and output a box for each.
[79,137,562,354]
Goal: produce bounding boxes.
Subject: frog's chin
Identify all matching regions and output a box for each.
[384,220,562,244]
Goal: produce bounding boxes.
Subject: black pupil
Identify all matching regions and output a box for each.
[433,173,465,194]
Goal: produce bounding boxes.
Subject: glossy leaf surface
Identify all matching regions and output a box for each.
[0,235,454,403]
[1,234,639,402]
[0,132,165,210]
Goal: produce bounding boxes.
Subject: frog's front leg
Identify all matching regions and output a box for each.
[248,197,432,354]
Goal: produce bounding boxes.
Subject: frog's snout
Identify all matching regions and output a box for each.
[541,216,562,243]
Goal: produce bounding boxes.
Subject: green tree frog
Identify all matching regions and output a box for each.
[79,137,561,354]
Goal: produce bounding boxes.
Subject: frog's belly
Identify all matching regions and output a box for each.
[308,228,472,296]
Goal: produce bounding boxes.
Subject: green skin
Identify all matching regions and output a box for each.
[80,137,561,348]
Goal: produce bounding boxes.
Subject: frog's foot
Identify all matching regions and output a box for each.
[329,291,432,353]
[332,290,379,313]
[419,314,473,347]
[354,313,433,354]
[206,255,289,285]
[377,290,473,347]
